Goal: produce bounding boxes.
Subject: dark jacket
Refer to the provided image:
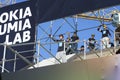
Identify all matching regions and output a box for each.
[97,27,111,38]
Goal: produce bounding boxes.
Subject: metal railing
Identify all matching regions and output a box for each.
[0,42,36,73]
[38,38,116,61]
[0,35,120,73]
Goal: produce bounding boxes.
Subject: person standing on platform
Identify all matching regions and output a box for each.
[71,32,79,53]
[97,25,111,49]
[49,34,66,64]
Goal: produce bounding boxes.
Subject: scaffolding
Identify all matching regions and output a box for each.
[0,0,120,73]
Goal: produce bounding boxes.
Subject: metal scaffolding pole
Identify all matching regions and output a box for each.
[37,40,40,63]
[13,54,17,72]
[100,39,103,56]
[35,24,38,63]
[114,30,117,53]
[50,21,53,53]
[84,40,87,59]
[2,43,7,73]
[75,15,78,32]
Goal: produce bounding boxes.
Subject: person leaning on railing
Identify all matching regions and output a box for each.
[87,34,97,51]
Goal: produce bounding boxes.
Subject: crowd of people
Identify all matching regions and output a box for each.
[49,25,115,63]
